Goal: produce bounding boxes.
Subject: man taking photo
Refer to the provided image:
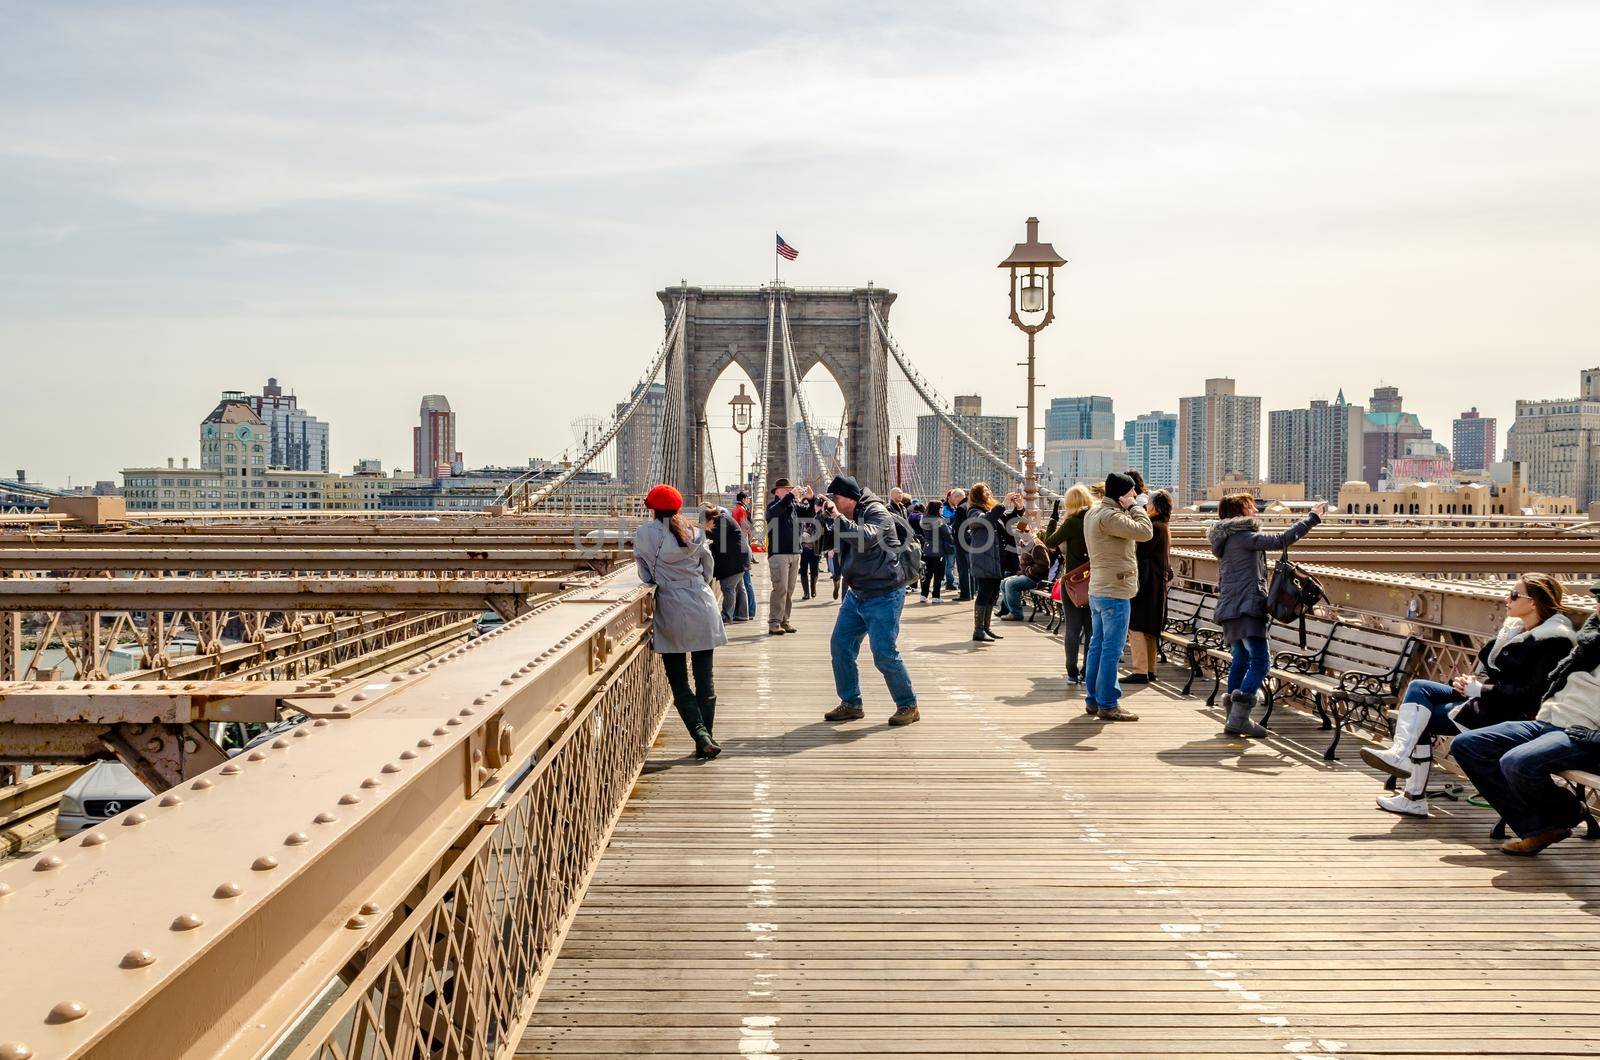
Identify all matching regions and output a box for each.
[822,475,920,727]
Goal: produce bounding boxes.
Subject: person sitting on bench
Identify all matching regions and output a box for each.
[1450,607,1600,856]
[1363,573,1574,818]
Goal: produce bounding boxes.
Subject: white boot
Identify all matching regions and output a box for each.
[1377,755,1432,818]
[1361,702,1430,779]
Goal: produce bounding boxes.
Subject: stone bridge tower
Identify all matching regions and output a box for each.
[655,284,895,498]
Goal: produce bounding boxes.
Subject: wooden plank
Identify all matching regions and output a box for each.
[518,575,1600,1057]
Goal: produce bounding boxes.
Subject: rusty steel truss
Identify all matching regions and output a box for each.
[0,566,665,1060]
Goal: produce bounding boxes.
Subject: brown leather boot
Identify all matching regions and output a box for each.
[1500,827,1571,857]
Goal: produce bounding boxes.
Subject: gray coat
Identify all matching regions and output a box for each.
[634,518,729,654]
[1206,513,1321,624]
[962,504,1018,581]
[835,489,904,598]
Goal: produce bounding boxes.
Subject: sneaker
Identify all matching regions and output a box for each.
[824,703,866,722]
[920,594,929,603]
[1376,793,1429,818]
[998,613,1022,622]
[1097,707,1140,722]
[781,622,797,633]
[1500,827,1572,857]
[888,706,921,726]
[768,627,786,636]
[1123,673,1151,684]
[1066,674,1081,686]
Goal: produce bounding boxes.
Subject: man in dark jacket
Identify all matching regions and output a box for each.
[822,475,919,726]
[702,506,749,622]
[765,479,809,635]
[949,489,973,601]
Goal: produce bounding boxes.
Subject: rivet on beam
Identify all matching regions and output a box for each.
[359,777,382,789]
[119,949,156,969]
[313,719,330,728]
[46,1001,88,1024]
[251,856,279,871]
[246,751,267,762]
[271,738,290,749]
[380,763,401,774]
[191,777,214,790]
[158,794,182,807]
[417,738,434,748]
[292,728,310,738]
[32,855,63,873]
[345,915,368,929]
[399,750,418,760]
[212,881,243,899]
[123,812,149,826]
[0,1044,30,1060]
[338,794,361,805]
[432,727,448,736]
[283,832,310,846]
[359,901,381,916]
[220,764,241,775]
[81,832,108,847]
[313,812,338,824]
[169,913,203,931]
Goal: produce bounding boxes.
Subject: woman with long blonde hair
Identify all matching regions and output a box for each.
[1044,483,1096,683]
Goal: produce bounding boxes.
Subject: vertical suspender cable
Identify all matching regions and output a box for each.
[780,299,829,488]
[751,290,777,545]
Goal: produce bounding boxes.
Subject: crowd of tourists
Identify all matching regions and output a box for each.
[633,471,1600,859]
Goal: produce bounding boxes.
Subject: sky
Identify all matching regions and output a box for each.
[3,1,1599,489]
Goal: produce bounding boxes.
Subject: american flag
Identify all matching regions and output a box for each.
[775,233,799,260]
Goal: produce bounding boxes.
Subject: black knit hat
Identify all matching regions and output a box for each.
[826,474,863,501]
[1105,471,1136,499]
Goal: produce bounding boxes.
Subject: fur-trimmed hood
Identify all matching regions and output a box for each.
[1207,516,1261,558]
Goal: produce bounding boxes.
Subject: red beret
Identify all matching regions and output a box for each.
[645,484,683,512]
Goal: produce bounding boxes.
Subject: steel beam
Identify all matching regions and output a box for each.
[0,577,569,611]
[0,549,613,572]
[0,567,662,1060]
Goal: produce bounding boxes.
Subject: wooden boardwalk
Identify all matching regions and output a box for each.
[522,583,1600,1058]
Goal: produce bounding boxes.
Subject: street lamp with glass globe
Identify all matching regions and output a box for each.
[729,384,756,495]
[997,216,1066,515]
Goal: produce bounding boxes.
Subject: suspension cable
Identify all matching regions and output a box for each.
[779,299,829,488]
[496,297,686,512]
[867,299,1058,500]
[751,290,777,544]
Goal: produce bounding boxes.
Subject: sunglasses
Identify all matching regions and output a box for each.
[1507,589,1525,601]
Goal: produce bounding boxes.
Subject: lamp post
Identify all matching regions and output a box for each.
[729,383,756,495]
[998,216,1066,516]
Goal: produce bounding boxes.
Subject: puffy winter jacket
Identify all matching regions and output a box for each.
[1206,513,1320,623]
[835,490,904,598]
[1450,613,1577,730]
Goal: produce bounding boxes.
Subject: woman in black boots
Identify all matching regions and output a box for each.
[963,483,1022,642]
[636,484,727,759]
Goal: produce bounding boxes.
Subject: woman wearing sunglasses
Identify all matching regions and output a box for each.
[1363,573,1574,817]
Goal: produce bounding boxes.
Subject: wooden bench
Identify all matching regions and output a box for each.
[1025,587,1063,633]
[1157,588,1215,695]
[1262,622,1423,760]
[1190,613,1341,710]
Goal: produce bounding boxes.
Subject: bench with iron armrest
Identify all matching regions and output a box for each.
[1190,614,1341,711]
[1025,587,1064,633]
[1264,622,1423,760]
[1488,768,1600,842]
[1157,588,1214,696]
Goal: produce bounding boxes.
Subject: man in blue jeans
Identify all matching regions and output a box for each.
[1450,640,1600,856]
[1081,473,1152,721]
[821,475,919,726]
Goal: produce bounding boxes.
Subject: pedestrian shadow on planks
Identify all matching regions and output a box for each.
[1437,848,1600,918]
[1154,736,1298,776]
[1020,714,1112,753]
[718,719,894,757]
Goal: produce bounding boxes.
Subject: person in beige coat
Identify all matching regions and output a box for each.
[1082,472,1153,721]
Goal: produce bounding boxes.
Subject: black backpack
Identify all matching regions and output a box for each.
[894,515,924,588]
[1266,549,1326,646]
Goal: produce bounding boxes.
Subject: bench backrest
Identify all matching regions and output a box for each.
[1322,623,1421,688]
[1266,613,1340,658]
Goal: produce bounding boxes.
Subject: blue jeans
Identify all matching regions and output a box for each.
[943,552,956,589]
[1451,720,1594,838]
[1227,635,1271,697]
[831,588,917,709]
[1401,679,1468,738]
[1085,596,1131,711]
[1001,575,1038,616]
[742,566,757,617]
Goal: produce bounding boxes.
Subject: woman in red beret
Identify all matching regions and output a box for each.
[636,483,728,758]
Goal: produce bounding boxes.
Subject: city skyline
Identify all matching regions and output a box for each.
[5,3,1600,487]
